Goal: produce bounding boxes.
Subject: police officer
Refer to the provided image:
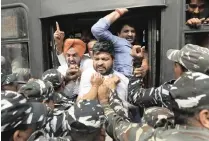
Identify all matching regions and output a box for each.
[18,79,56,109]
[18,75,106,140]
[128,44,209,111]
[1,73,26,92]
[1,91,49,141]
[98,71,209,141]
[42,69,77,110]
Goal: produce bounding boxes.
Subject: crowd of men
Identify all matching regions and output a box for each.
[1,4,209,141]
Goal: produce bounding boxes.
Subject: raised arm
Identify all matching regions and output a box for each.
[97,82,154,141]
[54,22,68,70]
[128,75,174,109]
[91,8,128,43]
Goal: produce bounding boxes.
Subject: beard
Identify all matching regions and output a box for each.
[95,65,113,75]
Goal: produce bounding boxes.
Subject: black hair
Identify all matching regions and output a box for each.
[1,123,37,141]
[92,40,115,58]
[186,0,205,4]
[173,105,209,125]
[116,21,136,34]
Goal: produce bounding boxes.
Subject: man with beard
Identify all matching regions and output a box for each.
[78,40,130,115]
[54,22,87,97]
[91,8,148,78]
[186,0,209,27]
[55,22,94,75]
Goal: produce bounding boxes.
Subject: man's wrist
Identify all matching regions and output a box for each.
[115,9,123,16]
[55,43,63,54]
[91,84,100,88]
[100,99,109,105]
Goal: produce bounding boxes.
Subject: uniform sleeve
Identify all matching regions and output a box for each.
[109,90,129,118]
[102,102,154,141]
[128,76,173,109]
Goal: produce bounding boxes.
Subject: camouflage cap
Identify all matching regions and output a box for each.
[167,44,209,74]
[142,107,174,128]
[1,73,26,86]
[41,69,64,89]
[1,91,48,132]
[170,71,209,109]
[18,79,54,102]
[67,100,105,131]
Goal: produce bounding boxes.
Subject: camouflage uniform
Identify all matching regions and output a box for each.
[103,72,209,141]
[1,90,49,133]
[128,44,209,110]
[18,79,55,102]
[42,69,77,110]
[18,79,105,138]
[1,91,105,141]
[1,90,72,141]
[44,99,105,138]
[1,73,26,88]
[42,69,64,90]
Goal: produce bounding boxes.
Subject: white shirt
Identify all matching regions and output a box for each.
[79,67,130,111]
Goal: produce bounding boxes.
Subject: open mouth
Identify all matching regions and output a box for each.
[97,67,106,71]
[126,38,134,42]
[68,62,77,65]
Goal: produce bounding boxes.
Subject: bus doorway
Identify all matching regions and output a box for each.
[41,7,162,87]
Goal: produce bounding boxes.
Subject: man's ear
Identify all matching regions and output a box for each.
[13,130,22,141]
[117,32,120,37]
[13,128,33,141]
[199,109,209,129]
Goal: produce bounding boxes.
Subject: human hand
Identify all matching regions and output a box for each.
[203,18,209,24]
[186,18,205,27]
[103,75,120,90]
[134,67,147,77]
[66,65,81,81]
[54,22,65,54]
[115,8,128,15]
[90,73,104,87]
[131,45,145,59]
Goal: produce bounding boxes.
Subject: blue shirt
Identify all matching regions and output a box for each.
[91,18,133,77]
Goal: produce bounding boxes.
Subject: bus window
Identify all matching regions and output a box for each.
[1,43,30,80]
[185,32,209,48]
[1,7,28,39]
[1,6,30,81]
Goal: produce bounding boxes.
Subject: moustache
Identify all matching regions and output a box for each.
[96,66,106,70]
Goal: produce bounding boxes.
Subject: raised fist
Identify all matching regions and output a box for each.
[130,45,145,59]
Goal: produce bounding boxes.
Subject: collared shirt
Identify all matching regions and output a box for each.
[78,67,130,112]
[91,18,133,77]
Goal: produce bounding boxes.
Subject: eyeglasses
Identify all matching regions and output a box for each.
[189,4,205,9]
